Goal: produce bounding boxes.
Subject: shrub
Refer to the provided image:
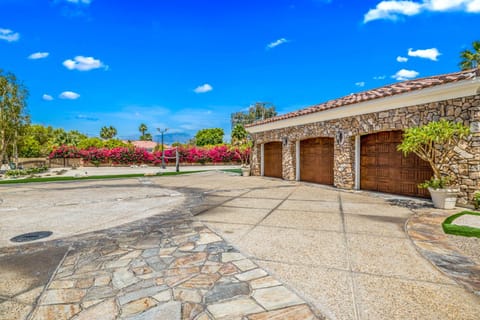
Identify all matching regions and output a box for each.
[48,144,248,166]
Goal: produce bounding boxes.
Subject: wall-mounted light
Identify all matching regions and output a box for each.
[282,137,288,146]
[335,131,344,145]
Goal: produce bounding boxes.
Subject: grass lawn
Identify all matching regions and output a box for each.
[0,170,207,184]
[220,168,242,174]
[442,211,480,238]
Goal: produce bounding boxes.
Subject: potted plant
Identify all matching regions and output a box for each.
[473,191,480,210]
[398,119,470,209]
[231,124,252,176]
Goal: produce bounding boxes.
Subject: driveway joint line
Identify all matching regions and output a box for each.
[339,193,361,320]
[238,187,298,241]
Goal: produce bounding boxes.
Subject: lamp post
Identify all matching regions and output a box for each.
[157,128,168,169]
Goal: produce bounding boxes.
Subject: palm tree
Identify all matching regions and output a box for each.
[138,123,147,137]
[100,126,117,140]
[460,41,480,70]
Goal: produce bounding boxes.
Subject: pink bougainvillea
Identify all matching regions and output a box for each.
[49,144,249,166]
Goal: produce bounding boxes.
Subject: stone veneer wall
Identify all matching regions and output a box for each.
[250,95,480,205]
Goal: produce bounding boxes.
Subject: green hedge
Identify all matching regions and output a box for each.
[442,211,480,238]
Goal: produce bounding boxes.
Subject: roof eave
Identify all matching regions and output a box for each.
[247,78,480,134]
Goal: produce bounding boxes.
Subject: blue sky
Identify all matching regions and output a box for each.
[1,0,479,142]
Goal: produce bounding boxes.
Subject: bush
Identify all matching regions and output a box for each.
[48,144,248,166]
[5,166,48,177]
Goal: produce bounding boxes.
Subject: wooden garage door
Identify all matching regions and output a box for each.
[264,142,282,178]
[360,131,433,198]
[300,138,334,185]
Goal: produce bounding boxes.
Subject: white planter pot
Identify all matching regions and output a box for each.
[428,187,459,209]
[241,167,251,177]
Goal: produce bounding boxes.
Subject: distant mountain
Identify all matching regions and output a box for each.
[154,132,192,145]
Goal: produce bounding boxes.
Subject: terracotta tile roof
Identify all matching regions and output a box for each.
[129,141,159,149]
[246,68,479,128]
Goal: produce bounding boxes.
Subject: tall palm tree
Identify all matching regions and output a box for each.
[100,126,117,140]
[138,123,148,137]
[460,41,480,70]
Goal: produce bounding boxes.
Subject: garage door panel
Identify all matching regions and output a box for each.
[264,142,282,178]
[400,169,416,180]
[360,131,433,198]
[361,157,376,166]
[401,156,416,167]
[400,183,418,195]
[300,138,334,185]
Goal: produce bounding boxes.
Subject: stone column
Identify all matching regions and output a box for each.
[334,135,355,189]
[251,143,261,176]
[282,139,296,181]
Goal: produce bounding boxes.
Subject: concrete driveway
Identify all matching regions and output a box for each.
[195,176,480,320]
[1,171,479,319]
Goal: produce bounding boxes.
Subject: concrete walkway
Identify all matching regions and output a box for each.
[0,171,479,319]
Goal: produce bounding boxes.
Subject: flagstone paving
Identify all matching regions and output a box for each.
[0,173,320,320]
[1,171,479,319]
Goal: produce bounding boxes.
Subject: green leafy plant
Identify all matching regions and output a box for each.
[5,165,48,177]
[473,191,480,209]
[418,176,451,189]
[398,120,470,189]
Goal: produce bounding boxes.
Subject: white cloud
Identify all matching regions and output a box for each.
[355,81,366,87]
[59,91,80,99]
[397,56,408,62]
[392,69,419,80]
[373,75,387,80]
[28,52,49,60]
[267,38,289,49]
[424,0,480,12]
[63,56,106,71]
[66,0,92,4]
[365,0,480,23]
[467,0,480,12]
[193,83,213,94]
[0,28,20,42]
[408,47,441,61]
[364,1,422,22]
[42,94,54,101]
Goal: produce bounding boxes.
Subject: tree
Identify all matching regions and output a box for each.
[460,40,480,70]
[100,125,117,139]
[0,70,29,162]
[231,102,277,129]
[140,133,152,141]
[231,124,248,142]
[53,130,86,147]
[231,124,251,167]
[138,123,152,141]
[195,128,224,146]
[139,123,147,136]
[18,124,54,157]
[397,120,470,186]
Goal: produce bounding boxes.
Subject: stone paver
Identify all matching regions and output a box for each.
[0,172,319,319]
[1,171,479,319]
[407,209,480,295]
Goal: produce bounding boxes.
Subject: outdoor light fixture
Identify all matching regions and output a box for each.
[157,128,168,169]
[335,131,344,145]
[282,137,288,146]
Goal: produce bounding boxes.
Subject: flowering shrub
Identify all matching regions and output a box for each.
[49,146,81,158]
[48,144,249,166]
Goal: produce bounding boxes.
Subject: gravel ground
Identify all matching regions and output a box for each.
[447,234,480,265]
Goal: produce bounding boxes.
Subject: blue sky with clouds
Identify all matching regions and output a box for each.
[1,0,479,141]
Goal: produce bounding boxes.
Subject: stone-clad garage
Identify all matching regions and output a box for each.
[247,69,480,205]
[360,131,432,198]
